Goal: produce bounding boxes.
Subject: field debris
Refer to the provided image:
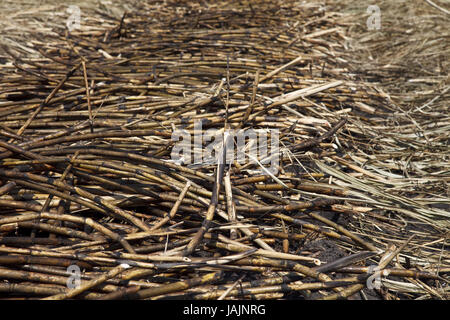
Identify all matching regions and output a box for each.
[0,0,448,300]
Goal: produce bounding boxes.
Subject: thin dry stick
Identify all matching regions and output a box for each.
[281,219,289,253]
[150,181,191,230]
[81,60,94,133]
[42,264,130,300]
[130,271,223,299]
[37,151,80,238]
[218,275,245,300]
[96,285,141,300]
[306,211,378,252]
[223,170,238,239]
[424,0,450,15]
[0,181,16,196]
[290,118,347,152]
[260,55,304,82]
[239,69,259,128]
[270,80,343,107]
[183,133,230,256]
[14,62,82,138]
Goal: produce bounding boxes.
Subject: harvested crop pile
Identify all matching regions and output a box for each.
[0,0,448,300]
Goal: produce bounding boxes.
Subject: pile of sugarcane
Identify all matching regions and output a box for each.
[0,0,448,300]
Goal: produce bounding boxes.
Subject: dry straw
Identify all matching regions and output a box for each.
[0,0,448,300]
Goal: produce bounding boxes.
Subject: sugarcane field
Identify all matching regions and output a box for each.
[0,0,448,302]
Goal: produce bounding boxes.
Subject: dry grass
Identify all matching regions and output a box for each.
[0,0,448,300]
